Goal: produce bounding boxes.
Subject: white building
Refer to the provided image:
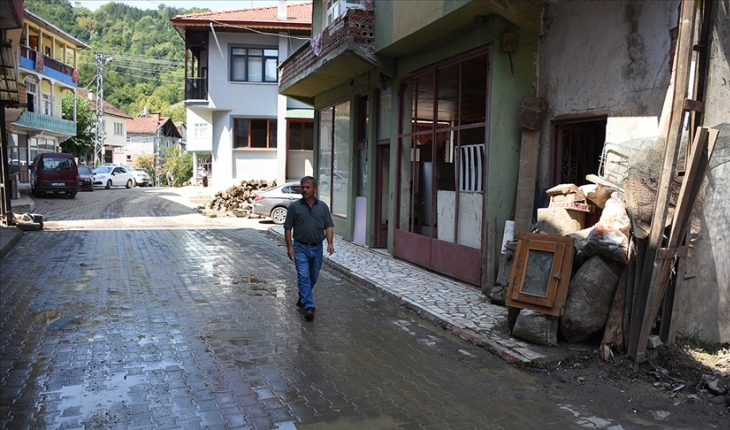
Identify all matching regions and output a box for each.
[170,1,313,189]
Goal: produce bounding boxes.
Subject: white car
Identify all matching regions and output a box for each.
[132,168,151,187]
[92,165,135,189]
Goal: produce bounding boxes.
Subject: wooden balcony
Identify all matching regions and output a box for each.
[279,8,385,104]
[20,45,78,87]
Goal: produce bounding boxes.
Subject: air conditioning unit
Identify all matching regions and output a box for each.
[326,0,366,25]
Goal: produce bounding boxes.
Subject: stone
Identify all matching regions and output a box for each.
[511,309,559,346]
[701,374,729,395]
[647,334,663,349]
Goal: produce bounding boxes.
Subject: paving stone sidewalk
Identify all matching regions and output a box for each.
[267,226,572,366]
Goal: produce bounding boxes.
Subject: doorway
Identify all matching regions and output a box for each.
[548,117,607,187]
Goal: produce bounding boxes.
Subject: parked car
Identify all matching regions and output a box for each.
[29,152,79,198]
[77,165,94,192]
[92,165,135,189]
[252,182,302,224]
[132,168,151,187]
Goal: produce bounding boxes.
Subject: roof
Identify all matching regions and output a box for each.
[127,114,169,134]
[76,88,131,119]
[170,2,312,33]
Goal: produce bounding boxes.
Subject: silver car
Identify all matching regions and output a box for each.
[252,182,302,224]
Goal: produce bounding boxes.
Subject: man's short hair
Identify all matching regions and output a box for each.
[301,176,318,188]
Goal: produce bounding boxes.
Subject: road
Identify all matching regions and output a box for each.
[0,187,722,429]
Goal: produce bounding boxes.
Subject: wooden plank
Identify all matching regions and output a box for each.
[513,129,540,235]
[482,216,497,295]
[628,0,697,363]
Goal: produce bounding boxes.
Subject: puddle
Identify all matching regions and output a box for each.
[560,404,625,429]
[213,330,253,346]
[53,372,140,419]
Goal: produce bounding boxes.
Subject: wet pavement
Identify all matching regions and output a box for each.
[0,187,709,429]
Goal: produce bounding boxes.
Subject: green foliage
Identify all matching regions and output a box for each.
[135,154,155,175]
[60,91,96,158]
[25,0,208,119]
[161,146,193,187]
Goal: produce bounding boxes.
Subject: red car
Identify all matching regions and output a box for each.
[77,165,94,192]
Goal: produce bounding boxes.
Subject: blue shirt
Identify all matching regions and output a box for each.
[284,198,334,244]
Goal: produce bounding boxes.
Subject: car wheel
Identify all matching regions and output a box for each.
[271,207,288,225]
[90,186,94,192]
[105,180,112,189]
[126,179,133,189]
[70,191,77,199]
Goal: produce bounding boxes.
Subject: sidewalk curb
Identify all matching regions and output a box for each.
[264,228,560,368]
[0,226,23,260]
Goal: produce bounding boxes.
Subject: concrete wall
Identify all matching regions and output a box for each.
[539,0,729,343]
[537,0,676,185]
[672,2,730,343]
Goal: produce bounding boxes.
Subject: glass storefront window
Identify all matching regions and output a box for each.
[318,100,351,217]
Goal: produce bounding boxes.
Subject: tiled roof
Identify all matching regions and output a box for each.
[77,88,131,119]
[127,114,171,134]
[171,2,312,28]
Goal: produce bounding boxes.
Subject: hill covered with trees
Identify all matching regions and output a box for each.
[25,0,211,122]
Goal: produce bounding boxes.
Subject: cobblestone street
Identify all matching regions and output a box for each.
[0,188,720,429]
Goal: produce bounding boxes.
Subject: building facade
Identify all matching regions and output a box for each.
[170,1,314,189]
[76,88,131,165]
[126,112,183,179]
[9,8,89,183]
[280,0,730,344]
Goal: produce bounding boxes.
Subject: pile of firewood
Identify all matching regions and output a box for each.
[205,179,276,213]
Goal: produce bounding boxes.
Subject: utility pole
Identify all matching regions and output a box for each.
[94,53,112,167]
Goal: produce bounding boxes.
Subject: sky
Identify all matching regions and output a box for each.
[74,0,309,12]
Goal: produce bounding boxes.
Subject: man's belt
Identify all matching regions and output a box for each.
[295,240,322,247]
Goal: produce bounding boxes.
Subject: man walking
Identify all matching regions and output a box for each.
[284,176,334,321]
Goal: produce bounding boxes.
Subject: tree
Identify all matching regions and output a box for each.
[161,145,192,187]
[60,91,96,158]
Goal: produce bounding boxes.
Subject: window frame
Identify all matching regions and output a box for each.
[233,118,278,149]
[229,45,279,83]
[287,119,314,150]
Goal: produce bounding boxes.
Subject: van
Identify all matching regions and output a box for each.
[30,152,79,198]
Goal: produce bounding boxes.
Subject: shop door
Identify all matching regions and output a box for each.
[374,142,390,248]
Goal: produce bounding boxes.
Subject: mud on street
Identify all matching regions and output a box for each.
[0,187,727,429]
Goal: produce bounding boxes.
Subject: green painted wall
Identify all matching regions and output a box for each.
[394,15,538,236]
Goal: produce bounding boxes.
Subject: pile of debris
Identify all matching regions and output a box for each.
[203,179,276,217]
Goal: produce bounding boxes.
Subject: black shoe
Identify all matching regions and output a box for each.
[304,308,315,321]
[296,298,303,307]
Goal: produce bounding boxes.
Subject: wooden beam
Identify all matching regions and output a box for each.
[628,0,697,363]
[513,129,541,235]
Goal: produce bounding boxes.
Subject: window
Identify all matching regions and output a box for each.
[288,120,314,150]
[233,118,277,148]
[114,123,123,136]
[42,93,51,115]
[230,46,278,82]
[194,123,208,138]
[318,101,350,217]
[114,147,123,154]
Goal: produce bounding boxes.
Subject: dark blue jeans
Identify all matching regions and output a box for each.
[293,241,323,309]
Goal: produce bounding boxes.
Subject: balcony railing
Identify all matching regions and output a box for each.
[185,77,207,100]
[13,111,76,136]
[20,46,78,86]
[279,8,375,95]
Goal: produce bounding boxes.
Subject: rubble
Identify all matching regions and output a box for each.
[201,179,276,217]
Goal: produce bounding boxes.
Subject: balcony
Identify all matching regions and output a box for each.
[279,8,386,104]
[185,77,207,101]
[20,46,78,87]
[12,110,76,137]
